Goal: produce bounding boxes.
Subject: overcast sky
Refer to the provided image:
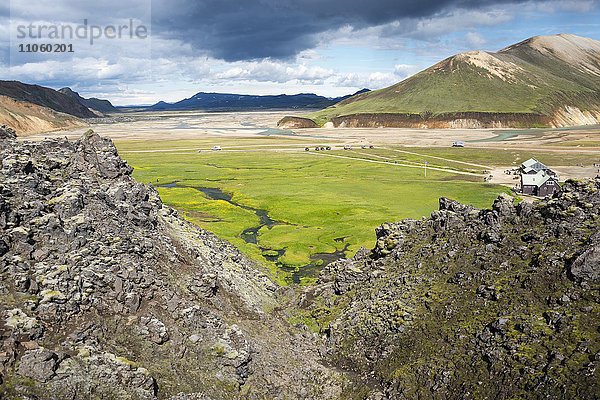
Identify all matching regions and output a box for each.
[1,0,599,105]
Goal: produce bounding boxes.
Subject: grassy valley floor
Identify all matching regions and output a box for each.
[116,137,512,285]
[40,111,595,286]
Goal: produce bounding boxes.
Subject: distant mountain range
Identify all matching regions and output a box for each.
[300,34,600,129]
[59,87,117,114]
[148,89,369,111]
[6,33,599,134]
[0,81,116,135]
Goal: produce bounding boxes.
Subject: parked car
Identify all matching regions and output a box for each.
[212,145,222,151]
[343,145,352,150]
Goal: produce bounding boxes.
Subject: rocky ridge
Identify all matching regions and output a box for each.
[300,181,600,398]
[58,87,118,115]
[1,125,598,399]
[0,127,345,399]
[0,81,97,119]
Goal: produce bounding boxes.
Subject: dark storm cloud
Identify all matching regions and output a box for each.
[150,0,541,61]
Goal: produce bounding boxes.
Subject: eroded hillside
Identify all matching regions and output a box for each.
[0,97,86,136]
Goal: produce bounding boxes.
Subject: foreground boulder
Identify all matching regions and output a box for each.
[304,179,600,399]
[0,131,344,399]
[0,126,16,140]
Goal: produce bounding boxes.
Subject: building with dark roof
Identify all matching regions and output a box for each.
[520,170,560,197]
[518,158,560,197]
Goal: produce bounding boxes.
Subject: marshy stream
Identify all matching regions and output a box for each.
[158,183,348,283]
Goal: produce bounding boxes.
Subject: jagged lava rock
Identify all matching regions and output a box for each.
[0,130,345,399]
[306,179,600,399]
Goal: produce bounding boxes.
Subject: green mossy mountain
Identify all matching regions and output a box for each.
[307,34,600,128]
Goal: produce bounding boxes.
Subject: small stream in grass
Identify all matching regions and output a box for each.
[194,187,280,245]
[158,182,348,283]
[279,243,350,284]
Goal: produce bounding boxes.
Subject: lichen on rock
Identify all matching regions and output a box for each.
[0,130,345,399]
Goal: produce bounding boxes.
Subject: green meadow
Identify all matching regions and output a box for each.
[116,138,512,284]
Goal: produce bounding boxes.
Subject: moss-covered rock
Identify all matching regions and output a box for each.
[302,179,600,399]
